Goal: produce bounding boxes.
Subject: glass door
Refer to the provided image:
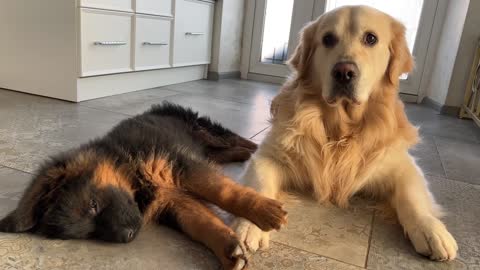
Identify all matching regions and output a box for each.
[248,0,439,96]
[249,0,315,77]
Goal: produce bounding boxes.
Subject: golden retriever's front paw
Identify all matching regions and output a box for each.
[406,216,458,261]
[232,218,271,254]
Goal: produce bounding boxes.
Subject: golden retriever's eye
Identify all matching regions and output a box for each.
[322,33,338,48]
[364,32,378,46]
[89,199,98,215]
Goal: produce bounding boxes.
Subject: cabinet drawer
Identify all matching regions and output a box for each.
[173,0,214,66]
[134,16,171,70]
[80,0,133,12]
[80,9,133,77]
[135,0,173,17]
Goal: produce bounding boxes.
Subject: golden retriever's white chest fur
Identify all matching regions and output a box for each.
[267,124,384,207]
[265,93,415,207]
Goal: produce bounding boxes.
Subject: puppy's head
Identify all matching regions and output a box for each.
[289,5,414,105]
[0,151,142,243]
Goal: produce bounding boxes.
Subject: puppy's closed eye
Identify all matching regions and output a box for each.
[89,199,99,215]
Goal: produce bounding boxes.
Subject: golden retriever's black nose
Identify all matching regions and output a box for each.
[332,62,358,85]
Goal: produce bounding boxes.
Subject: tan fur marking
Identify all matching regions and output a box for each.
[93,160,133,195]
[138,156,176,224]
[139,156,175,187]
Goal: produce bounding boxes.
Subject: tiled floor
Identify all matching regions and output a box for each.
[0,79,479,269]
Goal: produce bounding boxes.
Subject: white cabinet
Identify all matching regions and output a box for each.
[134,15,172,70]
[0,0,215,102]
[173,0,214,66]
[80,0,133,12]
[135,0,173,17]
[80,9,133,77]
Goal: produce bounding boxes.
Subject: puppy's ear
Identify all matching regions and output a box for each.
[387,19,414,85]
[288,21,317,79]
[0,164,66,232]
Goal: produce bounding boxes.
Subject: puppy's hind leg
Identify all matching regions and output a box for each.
[157,194,247,270]
[195,116,258,152]
[206,147,254,164]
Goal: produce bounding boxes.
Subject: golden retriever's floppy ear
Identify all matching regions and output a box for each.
[288,21,317,79]
[0,164,67,232]
[387,19,414,84]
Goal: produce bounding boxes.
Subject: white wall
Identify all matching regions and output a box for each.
[445,0,480,107]
[425,0,469,106]
[210,0,223,73]
[209,0,245,74]
[0,0,78,101]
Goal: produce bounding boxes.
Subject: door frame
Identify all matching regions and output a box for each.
[248,0,315,77]
[240,0,448,102]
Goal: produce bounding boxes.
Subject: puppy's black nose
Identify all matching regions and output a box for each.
[332,62,358,84]
[122,228,136,243]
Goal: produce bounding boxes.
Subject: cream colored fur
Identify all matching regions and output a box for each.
[232,6,457,266]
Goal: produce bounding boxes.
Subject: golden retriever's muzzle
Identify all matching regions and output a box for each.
[329,61,360,104]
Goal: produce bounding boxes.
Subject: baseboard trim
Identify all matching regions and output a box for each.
[399,93,418,103]
[77,65,206,102]
[440,105,461,116]
[207,71,241,81]
[421,97,461,116]
[246,73,285,84]
[422,96,443,111]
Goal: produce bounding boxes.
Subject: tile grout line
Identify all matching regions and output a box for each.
[0,163,34,175]
[364,210,376,269]
[160,87,256,105]
[424,172,480,188]
[271,240,365,269]
[431,136,449,178]
[421,132,480,146]
[77,104,134,117]
[76,93,184,117]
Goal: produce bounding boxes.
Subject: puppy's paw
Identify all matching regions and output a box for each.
[0,213,22,233]
[232,218,271,254]
[406,216,458,261]
[249,197,287,232]
[220,235,248,270]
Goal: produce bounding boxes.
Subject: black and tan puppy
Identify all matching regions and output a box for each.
[0,102,287,269]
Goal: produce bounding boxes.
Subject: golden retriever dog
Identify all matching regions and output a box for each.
[232,5,457,264]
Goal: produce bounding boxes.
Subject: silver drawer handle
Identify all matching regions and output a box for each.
[93,41,127,46]
[185,32,205,36]
[143,42,168,46]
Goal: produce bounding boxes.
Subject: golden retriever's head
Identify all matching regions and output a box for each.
[289,5,414,105]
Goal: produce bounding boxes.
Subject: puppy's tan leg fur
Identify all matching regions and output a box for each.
[165,195,246,270]
[181,164,287,232]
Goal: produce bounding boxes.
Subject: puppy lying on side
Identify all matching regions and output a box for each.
[0,102,287,270]
[233,5,457,263]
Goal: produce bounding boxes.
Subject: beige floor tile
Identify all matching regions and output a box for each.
[271,195,374,267]
[367,175,480,269]
[250,241,361,270]
[0,225,220,270]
